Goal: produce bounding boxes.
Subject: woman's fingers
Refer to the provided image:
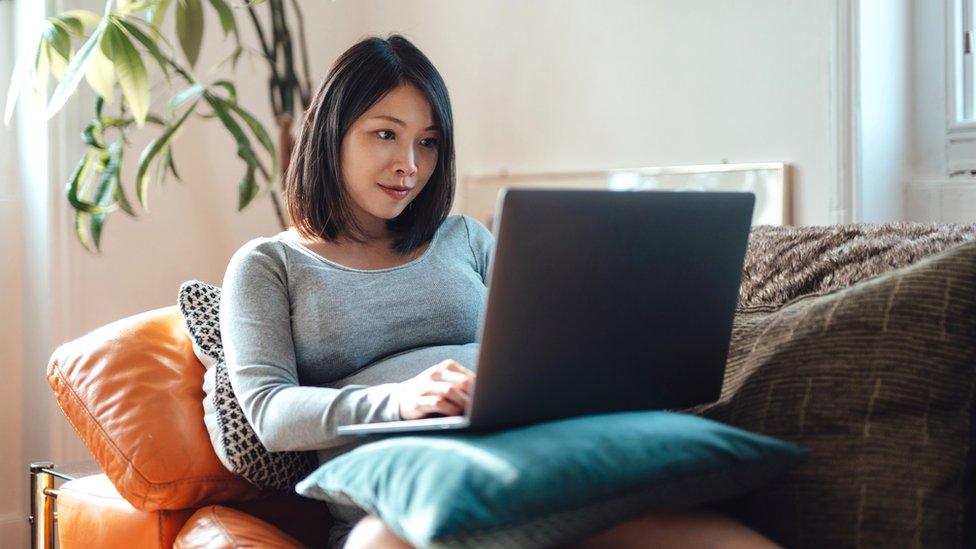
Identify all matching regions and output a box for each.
[431,360,476,382]
[424,381,469,411]
[431,369,473,393]
[399,361,478,420]
[442,360,476,378]
[418,395,463,417]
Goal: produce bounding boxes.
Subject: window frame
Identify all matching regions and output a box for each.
[946,0,976,173]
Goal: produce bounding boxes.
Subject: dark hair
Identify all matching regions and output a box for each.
[284,34,455,255]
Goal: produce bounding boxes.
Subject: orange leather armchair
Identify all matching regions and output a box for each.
[34,306,334,548]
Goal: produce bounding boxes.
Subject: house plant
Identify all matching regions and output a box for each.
[4,0,314,252]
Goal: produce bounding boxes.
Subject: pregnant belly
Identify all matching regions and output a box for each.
[322,342,479,389]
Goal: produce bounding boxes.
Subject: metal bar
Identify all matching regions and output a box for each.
[38,468,74,482]
[29,462,56,549]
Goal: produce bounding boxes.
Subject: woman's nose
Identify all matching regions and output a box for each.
[393,145,418,177]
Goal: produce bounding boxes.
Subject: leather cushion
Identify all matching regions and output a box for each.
[47,306,259,510]
[174,506,304,549]
[57,474,194,548]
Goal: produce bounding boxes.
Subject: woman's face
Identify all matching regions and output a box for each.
[339,82,440,234]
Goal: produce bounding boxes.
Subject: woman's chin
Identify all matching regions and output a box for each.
[372,208,406,221]
[391,204,414,219]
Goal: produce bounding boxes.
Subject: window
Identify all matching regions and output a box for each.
[947,0,976,173]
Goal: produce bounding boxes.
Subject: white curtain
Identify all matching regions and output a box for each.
[2,0,95,544]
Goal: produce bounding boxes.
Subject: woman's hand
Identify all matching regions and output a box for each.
[397,359,476,420]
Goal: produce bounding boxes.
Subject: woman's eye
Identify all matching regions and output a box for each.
[375,130,437,149]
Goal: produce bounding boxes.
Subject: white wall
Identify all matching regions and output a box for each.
[352,0,839,225]
[858,0,912,222]
[2,1,852,542]
[912,0,947,179]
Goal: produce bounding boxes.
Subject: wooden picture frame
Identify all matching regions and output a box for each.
[459,162,791,230]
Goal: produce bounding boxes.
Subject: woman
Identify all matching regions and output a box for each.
[220,34,779,548]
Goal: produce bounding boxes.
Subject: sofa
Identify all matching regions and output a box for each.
[38,306,332,547]
[33,223,976,548]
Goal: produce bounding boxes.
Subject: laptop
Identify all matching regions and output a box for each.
[337,189,755,436]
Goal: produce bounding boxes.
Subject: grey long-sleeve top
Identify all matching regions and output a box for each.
[219,215,493,463]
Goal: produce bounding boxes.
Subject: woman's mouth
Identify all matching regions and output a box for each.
[378,184,410,200]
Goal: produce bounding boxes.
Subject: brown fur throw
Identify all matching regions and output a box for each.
[739,223,976,310]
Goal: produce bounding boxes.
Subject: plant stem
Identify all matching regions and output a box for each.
[288,0,312,108]
[247,4,285,115]
[272,0,295,115]
[246,6,274,61]
[160,53,288,230]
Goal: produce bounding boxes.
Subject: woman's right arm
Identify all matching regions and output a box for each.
[220,240,403,452]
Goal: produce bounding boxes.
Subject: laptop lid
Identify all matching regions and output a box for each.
[467,189,754,429]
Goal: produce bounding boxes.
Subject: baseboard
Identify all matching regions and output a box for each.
[904,180,976,223]
[0,511,28,548]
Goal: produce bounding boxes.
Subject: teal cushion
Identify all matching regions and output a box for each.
[296,411,806,548]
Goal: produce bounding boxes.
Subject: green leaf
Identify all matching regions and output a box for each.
[81,120,105,149]
[60,10,103,31]
[153,145,168,188]
[167,82,205,113]
[66,150,116,215]
[46,42,71,82]
[43,21,72,60]
[66,151,94,208]
[113,18,171,84]
[237,162,258,210]
[229,43,243,70]
[90,141,124,250]
[165,144,182,181]
[127,15,177,56]
[89,210,108,252]
[100,112,163,128]
[85,35,116,102]
[125,0,160,10]
[206,93,262,209]
[51,16,84,37]
[136,100,198,210]
[175,0,204,68]
[147,0,173,31]
[101,24,150,126]
[206,0,236,38]
[75,210,97,254]
[210,79,236,104]
[115,171,137,216]
[33,40,51,99]
[43,18,75,82]
[46,19,108,121]
[221,100,271,154]
[218,98,277,187]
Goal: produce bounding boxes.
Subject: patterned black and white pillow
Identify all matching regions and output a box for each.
[177,280,317,491]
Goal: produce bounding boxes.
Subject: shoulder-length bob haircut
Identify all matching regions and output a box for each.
[284,34,455,255]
